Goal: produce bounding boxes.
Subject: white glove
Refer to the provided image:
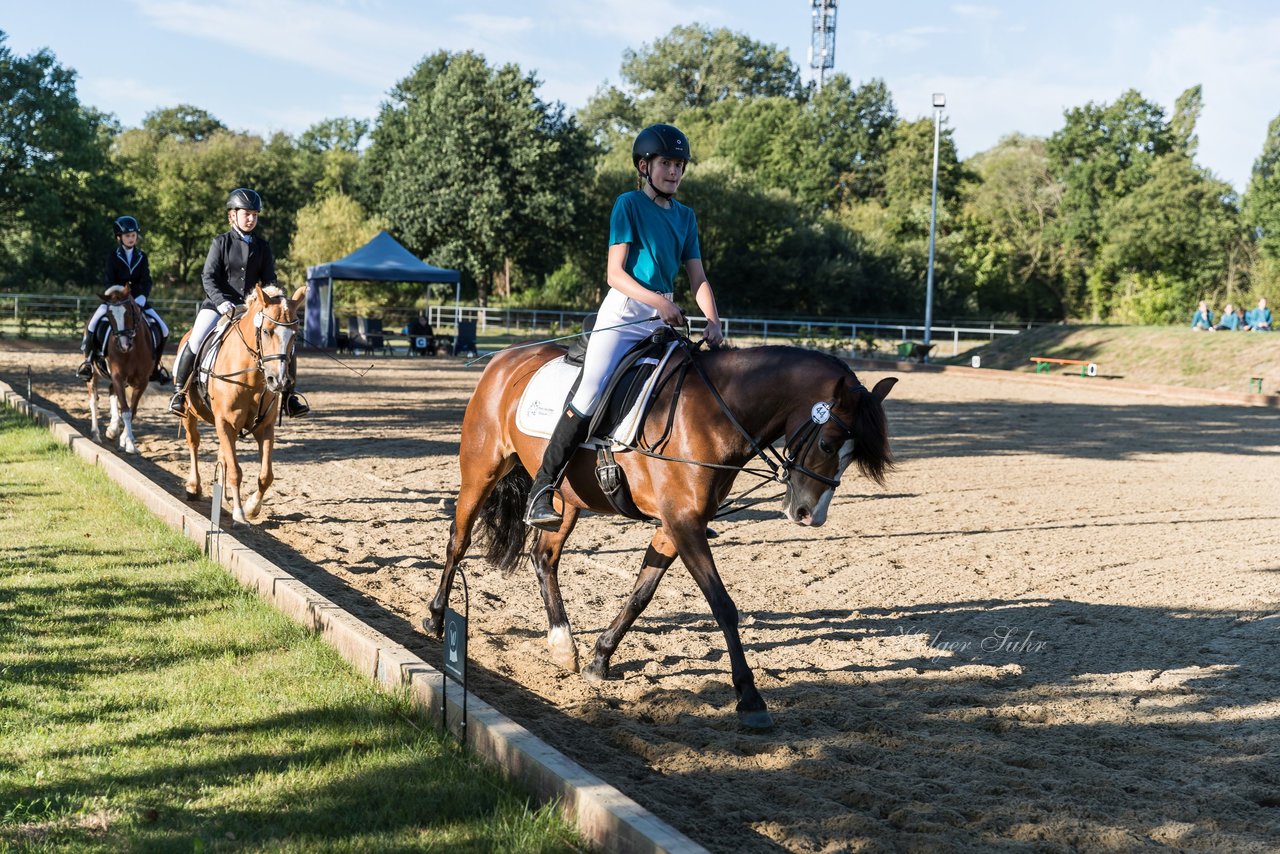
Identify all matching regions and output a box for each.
[134,294,147,308]
[218,301,235,317]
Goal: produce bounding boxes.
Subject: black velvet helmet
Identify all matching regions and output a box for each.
[113,215,140,236]
[225,188,263,211]
[632,124,690,169]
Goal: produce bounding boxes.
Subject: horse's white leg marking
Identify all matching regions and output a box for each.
[547,625,580,673]
[120,409,137,455]
[106,394,121,440]
[88,381,102,442]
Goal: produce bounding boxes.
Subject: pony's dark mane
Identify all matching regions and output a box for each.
[702,343,853,374]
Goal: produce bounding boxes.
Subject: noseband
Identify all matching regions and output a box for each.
[680,340,862,490]
[107,301,138,343]
[778,401,856,488]
[251,308,300,369]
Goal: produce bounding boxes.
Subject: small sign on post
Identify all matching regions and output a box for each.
[441,568,469,742]
[206,462,225,559]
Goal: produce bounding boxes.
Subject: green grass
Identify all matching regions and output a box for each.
[0,408,583,853]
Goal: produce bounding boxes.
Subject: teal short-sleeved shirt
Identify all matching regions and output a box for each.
[608,190,701,294]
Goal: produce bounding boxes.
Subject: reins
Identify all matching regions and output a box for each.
[203,304,300,433]
[613,334,862,519]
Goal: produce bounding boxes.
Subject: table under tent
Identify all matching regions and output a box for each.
[304,230,462,352]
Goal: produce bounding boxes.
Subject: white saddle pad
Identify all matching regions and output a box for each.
[515,342,680,449]
[196,316,236,385]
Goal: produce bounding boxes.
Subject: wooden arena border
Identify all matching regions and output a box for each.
[0,378,707,854]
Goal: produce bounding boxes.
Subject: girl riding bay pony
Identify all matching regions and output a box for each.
[86,284,153,454]
[425,339,895,730]
[176,283,306,525]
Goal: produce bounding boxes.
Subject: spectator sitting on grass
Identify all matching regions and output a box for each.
[1215,303,1241,331]
[1248,297,1272,331]
[1190,300,1213,331]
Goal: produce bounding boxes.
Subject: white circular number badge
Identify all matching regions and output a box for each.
[810,402,831,424]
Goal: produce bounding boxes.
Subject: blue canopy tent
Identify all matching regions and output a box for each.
[304,230,461,347]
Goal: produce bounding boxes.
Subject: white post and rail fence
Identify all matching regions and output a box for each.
[0,292,1027,358]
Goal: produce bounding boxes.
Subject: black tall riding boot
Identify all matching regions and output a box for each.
[524,407,591,531]
[282,355,310,417]
[151,335,171,384]
[75,328,94,380]
[168,346,196,415]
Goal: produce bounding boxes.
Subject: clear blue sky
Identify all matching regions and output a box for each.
[6,1,1278,192]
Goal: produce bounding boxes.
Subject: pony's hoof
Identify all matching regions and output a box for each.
[91,431,103,443]
[582,660,608,683]
[422,615,444,639]
[737,708,775,731]
[547,627,580,673]
[185,485,200,500]
[231,510,248,526]
[105,427,119,441]
[122,442,138,455]
[244,495,263,519]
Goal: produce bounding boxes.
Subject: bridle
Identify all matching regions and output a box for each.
[681,344,859,489]
[626,335,861,499]
[105,298,139,348]
[219,303,301,379]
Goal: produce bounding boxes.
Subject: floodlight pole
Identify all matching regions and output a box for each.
[924,93,945,360]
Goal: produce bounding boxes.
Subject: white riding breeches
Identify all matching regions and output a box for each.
[144,306,169,338]
[87,304,108,330]
[183,308,222,356]
[88,304,167,337]
[569,288,670,416]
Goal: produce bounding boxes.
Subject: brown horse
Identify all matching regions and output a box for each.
[87,285,153,454]
[425,340,895,729]
[177,283,306,525]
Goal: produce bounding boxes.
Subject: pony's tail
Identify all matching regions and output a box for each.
[853,391,895,486]
[478,466,534,575]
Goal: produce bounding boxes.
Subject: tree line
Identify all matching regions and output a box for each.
[3,25,1279,324]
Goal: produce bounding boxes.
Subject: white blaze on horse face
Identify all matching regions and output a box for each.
[784,436,854,527]
[108,304,130,351]
[807,438,855,526]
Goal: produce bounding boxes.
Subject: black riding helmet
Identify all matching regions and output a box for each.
[113,215,140,236]
[632,124,690,169]
[225,187,263,211]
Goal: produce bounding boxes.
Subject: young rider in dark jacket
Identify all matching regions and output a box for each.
[76,216,170,382]
[167,188,310,417]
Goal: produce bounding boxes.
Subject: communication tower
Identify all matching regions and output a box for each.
[808,0,838,91]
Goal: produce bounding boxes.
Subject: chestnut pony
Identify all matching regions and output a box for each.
[86,285,153,454]
[176,283,306,524]
[425,339,895,729]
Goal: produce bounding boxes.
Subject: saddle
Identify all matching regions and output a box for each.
[189,316,240,411]
[516,326,688,522]
[90,315,162,374]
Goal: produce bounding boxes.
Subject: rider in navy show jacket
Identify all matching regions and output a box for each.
[76,215,170,382]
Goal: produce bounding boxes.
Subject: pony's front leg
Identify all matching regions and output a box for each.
[529,507,582,673]
[105,387,122,442]
[668,521,773,731]
[117,384,143,455]
[182,410,202,499]
[215,423,246,524]
[87,376,102,443]
[243,429,274,520]
[584,526,678,682]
